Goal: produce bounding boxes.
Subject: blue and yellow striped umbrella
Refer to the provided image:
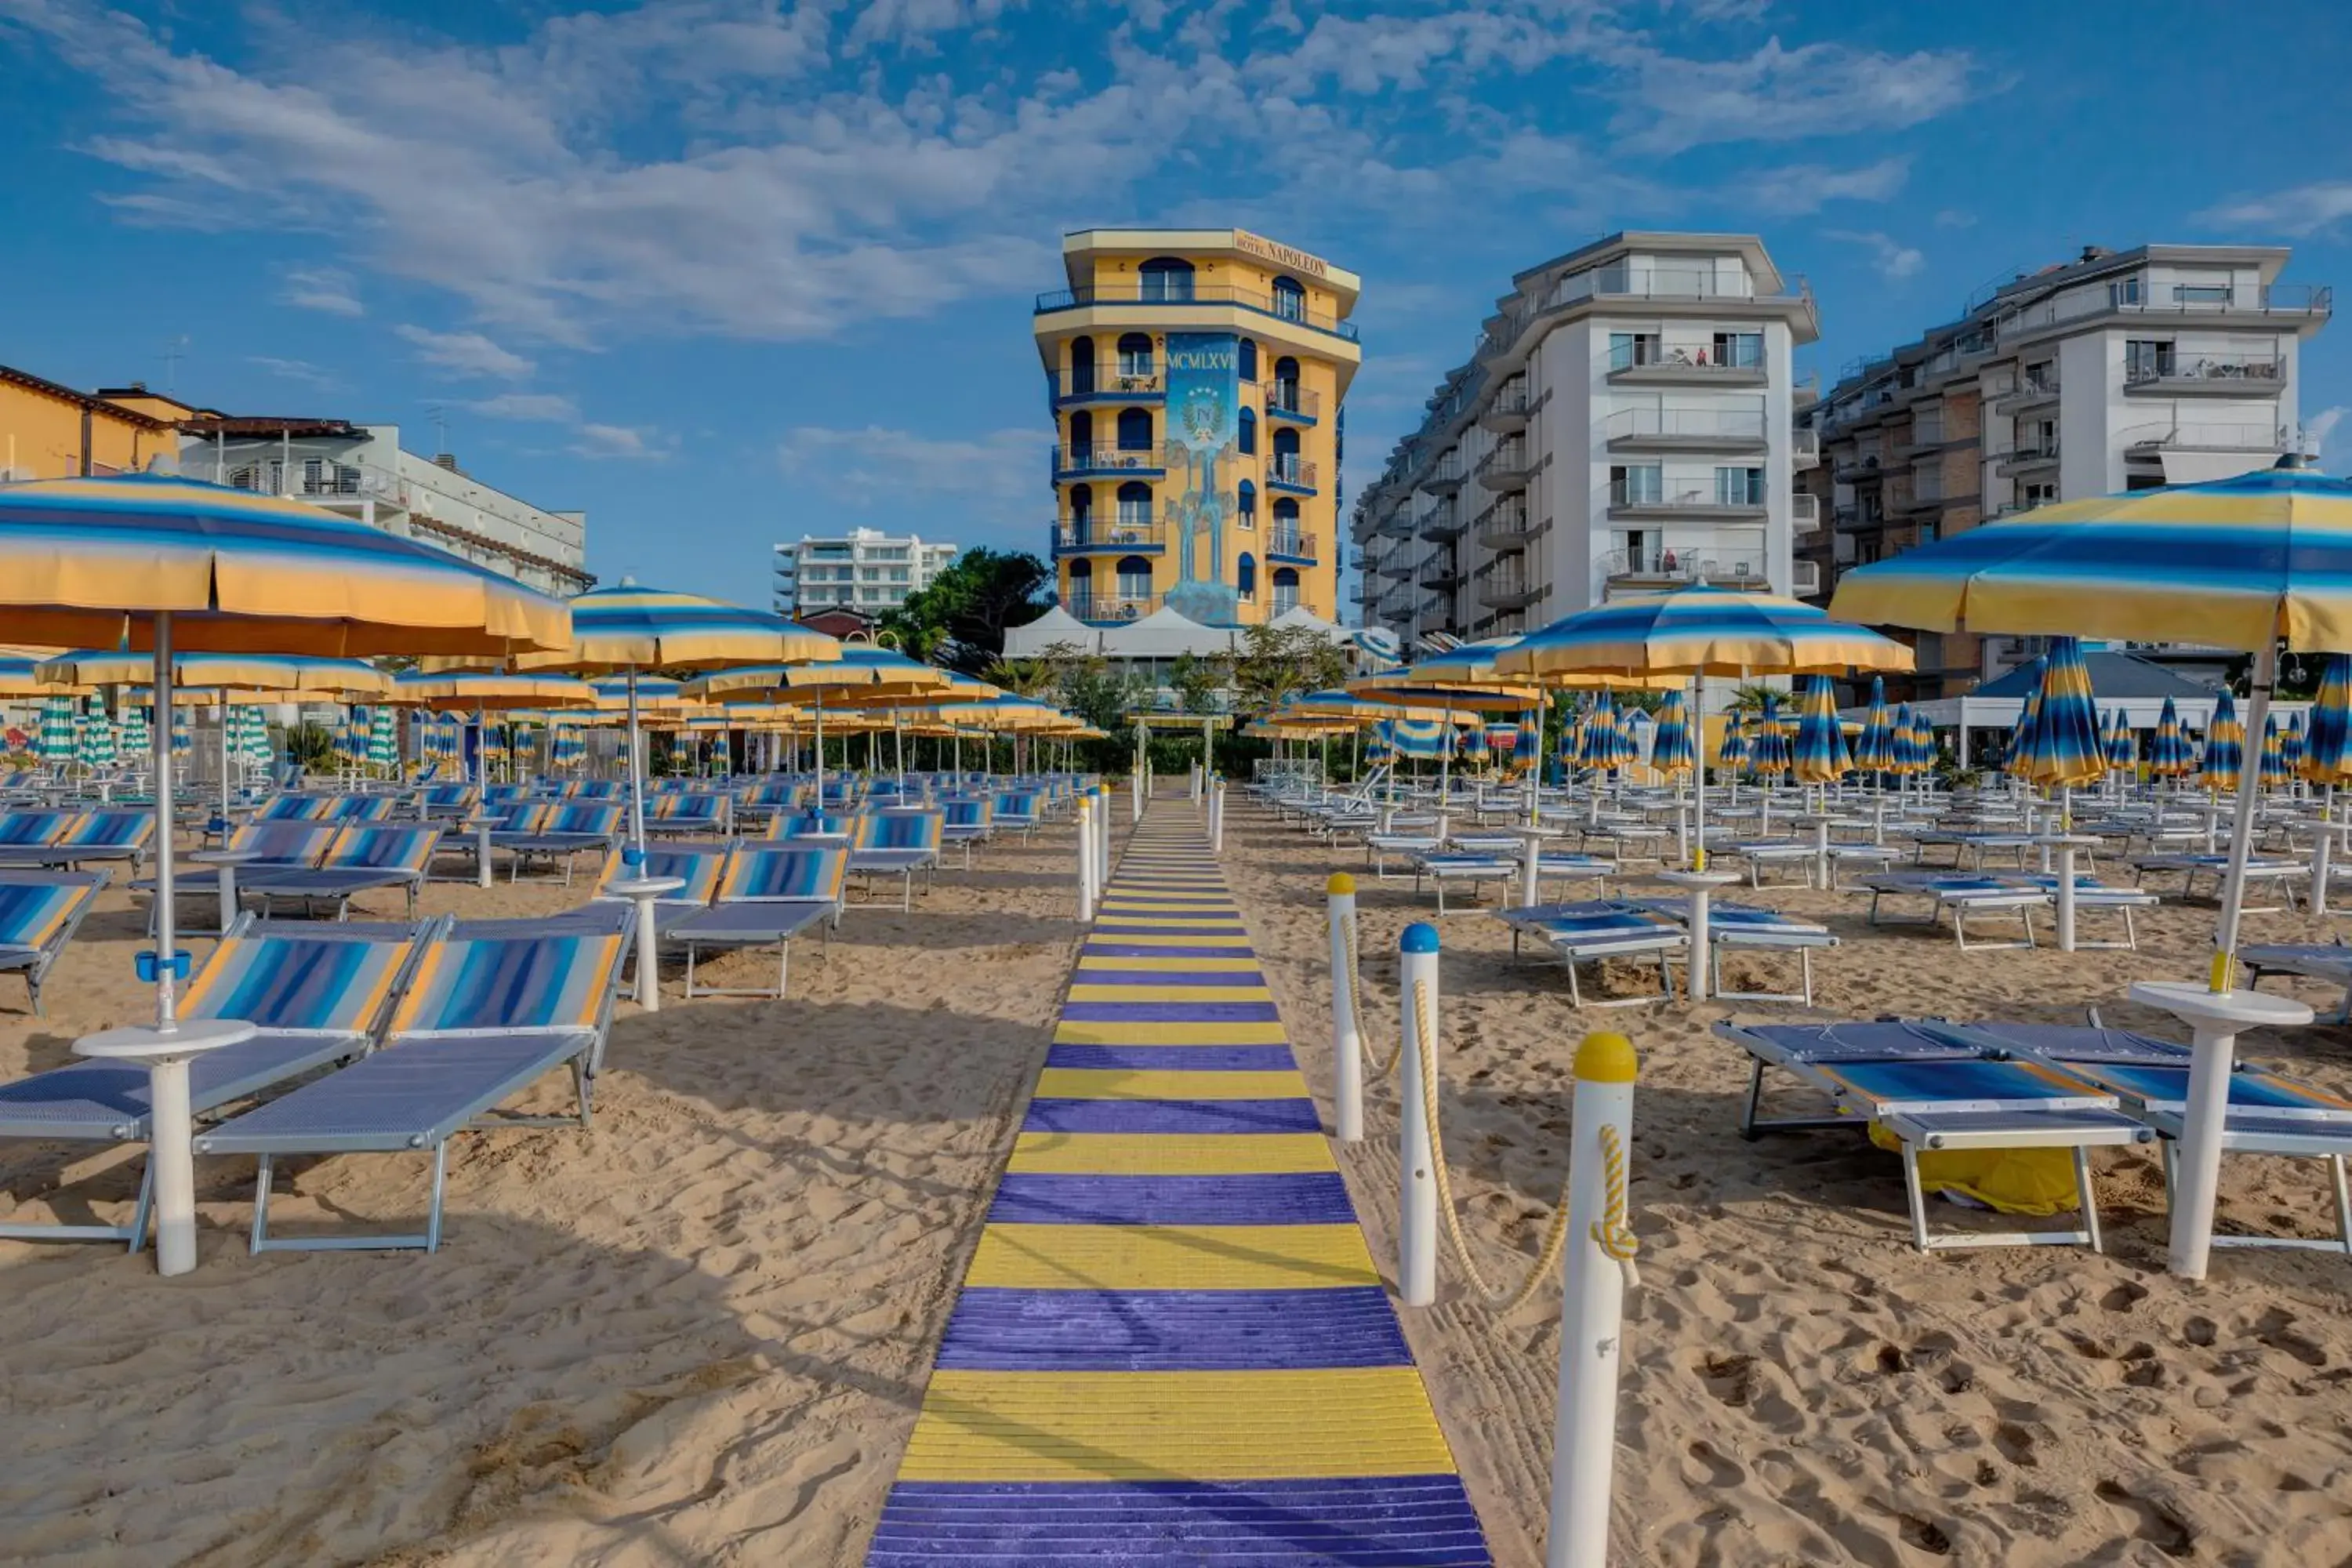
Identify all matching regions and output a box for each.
[2302,655,2352,786]
[1460,723,1490,767]
[1911,712,1940,775]
[1716,709,1748,770]
[2201,691,2244,793]
[1791,673,1853,785]
[1748,695,1791,777]
[1853,676,1894,772]
[1831,469,2352,654]
[1578,693,1621,769]
[1650,690,1697,777]
[2150,695,2197,777]
[1896,704,1929,775]
[2103,710,2137,772]
[2005,691,2042,779]
[2284,713,2307,777]
[2016,637,2105,789]
[2259,713,2293,789]
[515,581,836,675]
[170,706,191,756]
[1497,583,1915,680]
[35,650,394,698]
[1377,716,1454,760]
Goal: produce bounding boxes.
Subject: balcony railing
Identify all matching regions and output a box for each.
[1422,452,1467,492]
[1991,374,2060,412]
[1265,453,1319,490]
[1606,481,1766,515]
[1473,441,1534,486]
[1994,279,2332,338]
[1054,445,1164,477]
[1791,493,1820,535]
[1065,591,1163,622]
[2123,355,2286,390]
[1265,381,1321,420]
[1055,519,1167,551]
[1049,367,1166,401]
[1421,505,1465,539]
[1480,383,1532,428]
[2120,421,2298,453]
[1036,283,1360,340]
[1475,501,1534,550]
[1604,408,1769,448]
[1266,528,1318,560]
[1792,428,1820,468]
[1473,567,1538,608]
[1605,340,1766,378]
[1994,440,2060,470]
[1599,546,1771,590]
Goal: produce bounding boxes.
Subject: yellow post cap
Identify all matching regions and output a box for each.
[1574,1030,1638,1083]
[1327,872,1356,895]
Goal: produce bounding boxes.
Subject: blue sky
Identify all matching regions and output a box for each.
[3,0,2349,604]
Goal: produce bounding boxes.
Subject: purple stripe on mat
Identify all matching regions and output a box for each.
[937,1286,1406,1369]
[1081,943,1261,960]
[1072,969,1268,988]
[985,1172,1353,1227]
[1046,1044,1297,1072]
[1058,1001,1281,1023]
[1022,1098,1321,1134]
[867,1476,1492,1566]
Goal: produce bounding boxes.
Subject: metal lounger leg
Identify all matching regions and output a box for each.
[249,1153,274,1252]
[426,1142,448,1253]
[1902,1144,1933,1252]
[2074,1146,2103,1254]
[2333,1156,2352,1255]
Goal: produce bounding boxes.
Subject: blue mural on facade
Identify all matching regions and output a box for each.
[1162,330,1240,626]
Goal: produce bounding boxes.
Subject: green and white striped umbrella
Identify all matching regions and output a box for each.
[118,704,151,758]
[78,699,115,769]
[38,695,74,764]
[367,706,398,772]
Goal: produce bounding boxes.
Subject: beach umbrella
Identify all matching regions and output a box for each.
[1377,715,1455,760]
[1716,708,1748,771]
[2016,637,2106,793]
[1909,710,1939,775]
[1650,689,1697,777]
[368,706,398,775]
[78,699,115,771]
[2150,696,2197,778]
[38,695,74,766]
[2201,690,2243,795]
[2284,713,2307,775]
[1483,720,1522,760]
[1577,692,1619,770]
[119,704,151,760]
[170,706,190,757]
[2302,656,2352,786]
[1853,675,1894,775]
[1889,702,1922,775]
[1459,722,1490,768]
[2103,710,2137,772]
[1748,695,1791,778]
[1791,673,1853,786]
[2260,713,2293,789]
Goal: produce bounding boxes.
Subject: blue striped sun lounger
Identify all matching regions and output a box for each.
[2241,940,2352,1022]
[851,811,946,910]
[1857,872,2051,949]
[417,783,481,819]
[1998,874,2159,950]
[1958,1019,2352,1257]
[673,845,848,998]
[1716,1018,2153,1253]
[592,840,731,932]
[2129,852,2307,912]
[497,803,624,884]
[941,797,993,867]
[1490,899,1685,1007]
[0,811,154,871]
[767,808,864,843]
[1410,851,1612,914]
[0,869,107,1016]
[139,820,346,934]
[242,823,444,919]
[0,810,82,848]
[0,919,430,1248]
[1635,896,1837,1005]
[197,926,630,1253]
[645,791,730,836]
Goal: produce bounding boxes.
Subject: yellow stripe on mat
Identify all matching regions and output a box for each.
[1092,916,1247,928]
[898,1367,1458,1482]
[1076,934,1254,949]
[1075,956,1262,973]
[1034,1068,1302,1101]
[1054,1021,1287,1045]
[967,1223,1378,1290]
[1008,1131,1336,1174]
[1065,983,1274,1003]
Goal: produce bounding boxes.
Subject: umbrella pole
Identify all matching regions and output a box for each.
[2216,642,2278,985]
[1691,677,1706,871]
[217,692,230,824]
[152,615,179,1026]
[626,670,647,852]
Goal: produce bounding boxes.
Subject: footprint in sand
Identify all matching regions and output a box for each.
[2094,1479,2195,1559]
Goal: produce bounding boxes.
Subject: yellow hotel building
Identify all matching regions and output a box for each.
[1033,229,1360,627]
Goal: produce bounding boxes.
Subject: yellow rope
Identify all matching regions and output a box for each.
[1590,1122,1641,1290]
[1346,913,1406,1080]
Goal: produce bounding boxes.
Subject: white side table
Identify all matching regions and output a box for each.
[75,1019,256,1276]
[609,876,684,1012]
[2129,980,2312,1279]
[463,814,499,890]
[2032,833,2099,951]
[190,848,260,935]
[1513,824,1563,909]
[1652,869,1740,1002]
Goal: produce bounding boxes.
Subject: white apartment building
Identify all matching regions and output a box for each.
[1353,233,1820,648]
[775,528,959,616]
[175,416,590,596]
[1805,243,2331,697]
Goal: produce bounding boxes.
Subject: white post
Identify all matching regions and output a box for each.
[2056,841,2078,952]
[148,1053,197,1275]
[1329,874,1363,1142]
[2312,785,2334,916]
[1519,825,1546,909]
[475,812,495,891]
[1096,782,1113,878]
[1076,794,1096,923]
[1546,1029,1639,1568]
[2216,641,2278,971]
[152,612,180,1025]
[1209,778,1226,855]
[633,888,664,1013]
[1396,921,1440,1308]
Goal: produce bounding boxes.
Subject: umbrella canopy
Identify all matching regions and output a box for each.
[78,700,115,769]
[688,644,938,699]
[2150,695,2198,777]
[2004,691,2042,779]
[1887,703,1919,774]
[1495,584,1915,681]
[2016,637,2107,790]
[2103,710,2138,772]
[389,671,601,711]
[2285,713,2308,775]
[38,695,74,764]
[1791,674,1853,786]
[2202,691,2244,793]
[1344,674,1546,713]
[1458,724,1490,767]
[368,706,398,771]
[1716,709,1748,770]
[2259,713,2293,788]
[514,582,836,674]
[36,650,394,697]
[119,704,151,758]
[1853,676,1894,772]
[1650,690,1697,777]
[1747,695,1791,777]
[2302,655,2352,786]
[0,656,79,699]
[1577,693,1620,769]
[1907,711,1938,775]
[1377,716,1455,760]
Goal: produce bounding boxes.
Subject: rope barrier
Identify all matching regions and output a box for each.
[1345,913,1406,1080]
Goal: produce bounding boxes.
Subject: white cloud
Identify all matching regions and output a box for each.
[844,0,1020,53]
[1741,155,1908,216]
[281,267,362,317]
[468,391,579,422]
[2310,405,2348,469]
[572,423,667,460]
[245,355,338,390]
[779,424,1036,525]
[1824,228,1925,281]
[1606,38,1979,154]
[1933,208,1976,229]
[2197,181,2352,238]
[395,325,535,380]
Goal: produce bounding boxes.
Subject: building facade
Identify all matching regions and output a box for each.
[0,365,179,481]
[1802,243,2332,698]
[773,528,958,616]
[1352,234,1819,649]
[1032,228,1360,628]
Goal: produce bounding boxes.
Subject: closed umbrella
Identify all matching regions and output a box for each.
[2005,691,2042,780]
[2150,696,2197,778]
[1791,673,1853,787]
[1716,708,1748,772]
[1748,695,1791,779]
[1853,675,1894,775]
[2260,713,2293,790]
[2283,713,2307,776]
[78,699,115,771]
[2299,655,2352,910]
[2202,690,2243,796]
[1650,690,1696,777]
[38,695,75,767]
[368,706,398,775]
[2016,637,2105,793]
[2103,710,2136,772]
[1459,722,1490,770]
[119,704,151,760]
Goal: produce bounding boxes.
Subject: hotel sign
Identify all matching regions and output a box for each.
[1232,230,1328,279]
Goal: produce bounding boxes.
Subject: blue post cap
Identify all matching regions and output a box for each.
[135,951,192,983]
[1399,922,1441,954]
[621,845,646,869]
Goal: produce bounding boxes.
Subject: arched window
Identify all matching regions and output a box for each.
[1236,552,1258,599]
[1236,479,1257,524]
[1272,276,1306,321]
[1067,409,1093,463]
[1116,481,1152,526]
[1116,407,1153,452]
[1272,497,1299,526]
[1116,332,1155,380]
[1239,338,1259,382]
[1068,336,1095,395]
[1272,425,1301,481]
[1139,256,1196,303]
[1271,566,1301,614]
[1068,483,1093,532]
[1272,355,1301,414]
[1236,407,1257,456]
[1116,555,1154,602]
[1067,555,1093,608]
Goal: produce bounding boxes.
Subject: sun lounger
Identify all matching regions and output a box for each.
[1635,896,1837,1004]
[241,823,444,919]
[2241,940,2352,1022]
[1713,838,1819,887]
[766,808,864,843]
[851,810,945,909]
[1907,830,2043,869]
[0,809,82,849]
[0,919,430,1247]
[497,803,623,884]
[1716,1018,2152,1252]
[1999,873,2158,949]
[417,783,481,820]
[672,846,848,998]
[1490,899,1685,1007]
[590,840,731,934]
[644,791,731,837]
[0,810,154,872]
[255,793,401,824]
[0,869,107,1015]
[1857,871,2050,949]
[139,820,348,935]
[1410,851,1613,914]
[2130,851,2305,911]
[991,790,1044,840]
[941,797,994,867]
[196,924,630,1252]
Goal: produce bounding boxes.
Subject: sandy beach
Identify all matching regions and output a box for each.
[0,824,1105,1566]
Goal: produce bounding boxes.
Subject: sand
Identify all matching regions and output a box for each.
[1220,800,2352,1566]
[0,825,1102,1566]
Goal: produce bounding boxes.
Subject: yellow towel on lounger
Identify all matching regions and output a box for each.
[1869,1125,2083,1216]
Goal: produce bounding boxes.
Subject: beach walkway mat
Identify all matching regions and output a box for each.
[867,806,1491,1565]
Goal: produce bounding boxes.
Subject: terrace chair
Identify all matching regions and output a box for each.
[1715,1018,2152,1252]
[0,869,107,1015]
[139,820,347,935]
[0,810,154,873]
[196,923,631,1252]
[0,918,431,1247]
[241,823,445,919]
[672,845,848,998]
[1489,899,1686,1007]
[850,810,945,910]
[1854,870,2050,949]
[498,803,624,884]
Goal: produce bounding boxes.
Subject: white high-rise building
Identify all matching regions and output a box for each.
[774,528,959,616]
[1353,232,1820,645]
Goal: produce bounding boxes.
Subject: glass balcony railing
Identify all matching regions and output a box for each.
[1055,518,1166,550]
[1036,283,1360,340]
[1265,453,1319,489]
[1265,382,1321,419]
[1266,528,1318,559]
[1605,408,1769,444]
[1600,546,1770,589]
[2122,355,2285,390]
[1054,445,1164,476]
[1049,367,1166,401]
[1065,591,1163,622]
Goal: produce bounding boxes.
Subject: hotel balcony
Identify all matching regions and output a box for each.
[1600,546,1773,596]
[1990,375,2061,416]
[1420,557,1464,590]
[1265,382,1321,424]
[1065,591,1163,623]
[1605,408,1769,455]
[1832,452,1885,483]
[1421,452,1468,494]
[1478,383,1532,434]
[2121,420,2302,455]
[1054,445,1166,481]
[1376,552,1417,580]
[1265,453,1319,494]
[1792,427,1820,470]
[1373,506,1415,539]
[1048,367,1167,408]
[1606,481,1766,523]
[1474,566,1541,611]
[2123,356,2286,395]
[1266,528,1319,562]
[1790,559,1821,597]
[1421,505,1465,541]
[1475,500,1536,551]
[1473,440,1535,490]
[1605,343,1767,388]
[1993,440,2061,476]
[1035,282,1361,342]
[1791,492,1822,539]
[1054,518,1167,556]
